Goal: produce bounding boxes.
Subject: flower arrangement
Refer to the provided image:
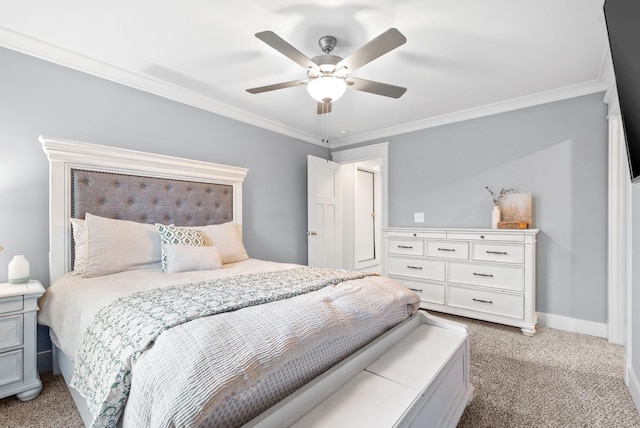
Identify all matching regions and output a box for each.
[486,186,514,206]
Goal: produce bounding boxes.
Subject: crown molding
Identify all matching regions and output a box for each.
[2,26,610,150]
[0,27,324,146]
[329,78,609,148]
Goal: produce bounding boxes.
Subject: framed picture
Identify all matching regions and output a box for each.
[499,192,532,227]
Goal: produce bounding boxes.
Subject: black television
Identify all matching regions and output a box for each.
[604,0,640,182]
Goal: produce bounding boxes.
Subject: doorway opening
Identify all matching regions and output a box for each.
[332,142,388,273]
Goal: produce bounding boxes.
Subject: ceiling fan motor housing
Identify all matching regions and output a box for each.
[318,35,337,54]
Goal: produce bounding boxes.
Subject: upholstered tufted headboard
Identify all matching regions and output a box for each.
[41,136,248,284]
[70,169,234,225]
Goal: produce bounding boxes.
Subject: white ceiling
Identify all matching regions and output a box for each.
[0,0,610,148]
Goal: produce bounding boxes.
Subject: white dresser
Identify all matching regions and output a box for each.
[383,228,538,335]
[0,280,45,400]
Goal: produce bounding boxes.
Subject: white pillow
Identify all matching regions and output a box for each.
[164,245,222,273]
[84,213,162,277]
[70,218,87,276]
[155,224,206,272]
[199,222,249,264]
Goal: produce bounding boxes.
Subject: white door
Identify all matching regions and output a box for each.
[307,155,341,268]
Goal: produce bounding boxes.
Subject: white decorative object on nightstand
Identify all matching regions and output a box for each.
[383,228,538,335]
[0,280,45,400]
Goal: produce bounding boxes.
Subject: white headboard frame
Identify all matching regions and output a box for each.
[40,135,248,284]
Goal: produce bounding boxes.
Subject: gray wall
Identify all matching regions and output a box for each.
[336,93,609,324]
[0,46,330,369]
[0,46,329,287]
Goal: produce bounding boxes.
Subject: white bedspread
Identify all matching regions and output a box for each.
[39,259,301,360]
[38,260,420,428]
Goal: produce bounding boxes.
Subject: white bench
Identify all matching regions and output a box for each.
[247,311,474,428]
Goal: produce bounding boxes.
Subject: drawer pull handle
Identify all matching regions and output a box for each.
[397,245,413,249]
[406,266,423,270]
[409,287,423,292]
[437,248,456,252]
[486,251,508,255]
[472,298,494,304]
[473,272,494,277]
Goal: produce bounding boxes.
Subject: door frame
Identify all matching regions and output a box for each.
[332,142,389,271]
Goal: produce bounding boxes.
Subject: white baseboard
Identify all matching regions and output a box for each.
[627,365,640,412]
[537,312,608,338]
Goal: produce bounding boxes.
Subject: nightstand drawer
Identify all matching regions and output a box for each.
[0,280,44,401]
[0,349,23,386]
[389,257,445,281]
[449,286,524,320]
[0,315,23,351]
[388,239,424,256]
[0,296,22,315]
[449,261,524,291]
[471,242,524,264]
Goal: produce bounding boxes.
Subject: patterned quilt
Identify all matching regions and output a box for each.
[71,267,376,428]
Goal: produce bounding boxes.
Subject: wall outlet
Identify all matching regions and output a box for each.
[414,212,425,223]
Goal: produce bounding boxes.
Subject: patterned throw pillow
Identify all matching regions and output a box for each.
[156,224,205,272]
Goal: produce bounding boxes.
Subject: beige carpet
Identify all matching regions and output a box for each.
[444,313,640,428]
[2,314,639,427]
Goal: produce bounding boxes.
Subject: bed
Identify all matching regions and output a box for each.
[38,136,473,428]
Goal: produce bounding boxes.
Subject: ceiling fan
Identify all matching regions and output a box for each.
[246,28,407,114]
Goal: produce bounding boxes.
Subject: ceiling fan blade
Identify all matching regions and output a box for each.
[336,28,406,73]
[347,77,407,99]
[246,80,307,94]
[317,101,332,115]
[255,31,317,70]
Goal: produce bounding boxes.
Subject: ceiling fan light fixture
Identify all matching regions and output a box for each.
[307,76,347,103]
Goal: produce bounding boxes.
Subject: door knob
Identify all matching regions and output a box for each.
[307,230,318,236]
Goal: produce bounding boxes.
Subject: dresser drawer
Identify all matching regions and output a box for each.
[0,315,23,351]
[426,240,469,260]
[388,257,445,282]
[0,349,23,386]
[396,279,445,305]
[386,231,446,239]
[448,261,524,291]
[0,296,22,315]
[471,242,524,264]
[388,239,424,256]
[448,286,524,319]
[446,231,524,242]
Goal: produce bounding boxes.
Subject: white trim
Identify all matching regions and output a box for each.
[1,27,609,149]
[537,312,608,338]
[40,135,248,284]
[628,365,640,412]
[0,28,322,146]
[607,105,630,345]
[329,80,608,148]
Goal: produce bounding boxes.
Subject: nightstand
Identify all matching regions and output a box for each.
[0,280,45,401]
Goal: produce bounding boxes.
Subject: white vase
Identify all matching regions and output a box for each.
[8,255,30,284]
[492,205,501,229]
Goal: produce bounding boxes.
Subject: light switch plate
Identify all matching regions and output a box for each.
[414,212,424,223]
